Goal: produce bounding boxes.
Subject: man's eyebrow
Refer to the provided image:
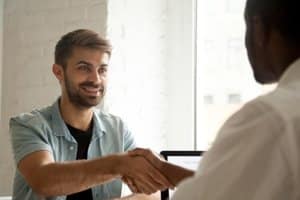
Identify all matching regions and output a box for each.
[76,60,93,66]
[100,63,108,67]
[76,60,108,67]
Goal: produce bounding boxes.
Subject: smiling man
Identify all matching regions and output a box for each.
[10,29,172,200]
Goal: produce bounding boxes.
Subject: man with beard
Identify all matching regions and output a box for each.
[9,29,174,200]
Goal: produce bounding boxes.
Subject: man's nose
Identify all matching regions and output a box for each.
[89,69,102,83]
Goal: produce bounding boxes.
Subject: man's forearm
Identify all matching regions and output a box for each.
[20,150,172,197]
[160,161,194,186]
[33,154,122,196]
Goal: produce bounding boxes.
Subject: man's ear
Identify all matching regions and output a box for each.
[252,16,269,48]
[52,64,64,82]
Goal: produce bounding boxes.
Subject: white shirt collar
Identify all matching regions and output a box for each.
[278,57,300,87]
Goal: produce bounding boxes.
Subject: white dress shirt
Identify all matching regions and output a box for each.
[172,58,300,200]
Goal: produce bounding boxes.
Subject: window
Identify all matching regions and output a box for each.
[107,0,275,152]
[196,0,275,150]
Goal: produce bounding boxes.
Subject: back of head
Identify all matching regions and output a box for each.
[245,0,300,46]
[55,29,112,68]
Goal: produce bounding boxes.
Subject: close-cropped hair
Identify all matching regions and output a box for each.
[55,29,112,68]
[245,0,300,45]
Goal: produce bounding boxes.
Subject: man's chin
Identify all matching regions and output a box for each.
[85,96,102,107]
[254,73,278,85]
[71,96,102,109]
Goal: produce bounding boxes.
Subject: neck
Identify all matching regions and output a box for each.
[272,49,300,80]
[268,32,300,80]
[59,95,93,131]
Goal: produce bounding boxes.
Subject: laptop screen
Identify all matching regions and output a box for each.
[160,151,204,200]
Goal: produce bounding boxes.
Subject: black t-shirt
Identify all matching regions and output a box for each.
[66,123,93,200]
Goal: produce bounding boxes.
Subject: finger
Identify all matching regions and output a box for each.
[128,182,139,193]
[146,163,174,189]
[128,148,146,156]
[136,165,170,192]
[134,179,157,195]
[122,177,131,186]
[128,148,158,159]
[148,175,169,191]
[122,177,137,193]
[125,177,139,193]
[130,148,164,169]
[136,156,173,189]
[131,166,160,194]
[123,156,172,193]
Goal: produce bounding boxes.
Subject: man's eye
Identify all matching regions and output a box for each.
[78,65,90,71]
[99,68,107,74]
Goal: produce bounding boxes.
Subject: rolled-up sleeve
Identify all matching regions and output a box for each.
[123,126,136,151]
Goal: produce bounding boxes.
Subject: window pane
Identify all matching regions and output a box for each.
[196,0,275,150]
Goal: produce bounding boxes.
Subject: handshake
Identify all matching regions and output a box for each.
[117,148,194,195]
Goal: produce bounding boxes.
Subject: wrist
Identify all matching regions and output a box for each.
[112,153,128,177]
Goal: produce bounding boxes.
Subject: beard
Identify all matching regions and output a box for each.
[64,75,105,109]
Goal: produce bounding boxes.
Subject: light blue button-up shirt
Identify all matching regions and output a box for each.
[10,99,136,200]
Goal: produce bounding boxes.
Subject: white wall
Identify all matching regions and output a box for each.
[0,0,109,195]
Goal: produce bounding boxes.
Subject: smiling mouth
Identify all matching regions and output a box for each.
[81,86,103,96]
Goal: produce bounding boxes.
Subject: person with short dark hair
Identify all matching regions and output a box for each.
[10,29,172,200]
[169,0,300,199]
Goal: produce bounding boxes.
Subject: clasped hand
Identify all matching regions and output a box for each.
[120,148,174,195]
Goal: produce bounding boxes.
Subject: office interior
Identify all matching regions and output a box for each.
[0,0,273,197]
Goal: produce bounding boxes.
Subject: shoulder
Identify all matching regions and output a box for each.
[10,106,52,130]
[225,94,283,129]
[215,93,286,146]
[233,86,300,127]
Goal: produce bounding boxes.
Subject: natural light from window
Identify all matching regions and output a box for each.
[196,0,275,150]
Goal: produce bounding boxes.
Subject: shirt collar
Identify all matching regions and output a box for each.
[50,98,106,139]
[51,99,71,139]
[92,108,107,139]
[278,58,300,88]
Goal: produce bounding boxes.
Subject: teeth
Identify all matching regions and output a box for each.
[83,87,100,93]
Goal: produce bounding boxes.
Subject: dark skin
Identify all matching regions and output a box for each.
[245,14,300,84]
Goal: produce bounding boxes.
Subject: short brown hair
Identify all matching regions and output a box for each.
[55,29,112,68]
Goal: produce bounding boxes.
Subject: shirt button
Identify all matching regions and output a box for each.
[69,146,74,150]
